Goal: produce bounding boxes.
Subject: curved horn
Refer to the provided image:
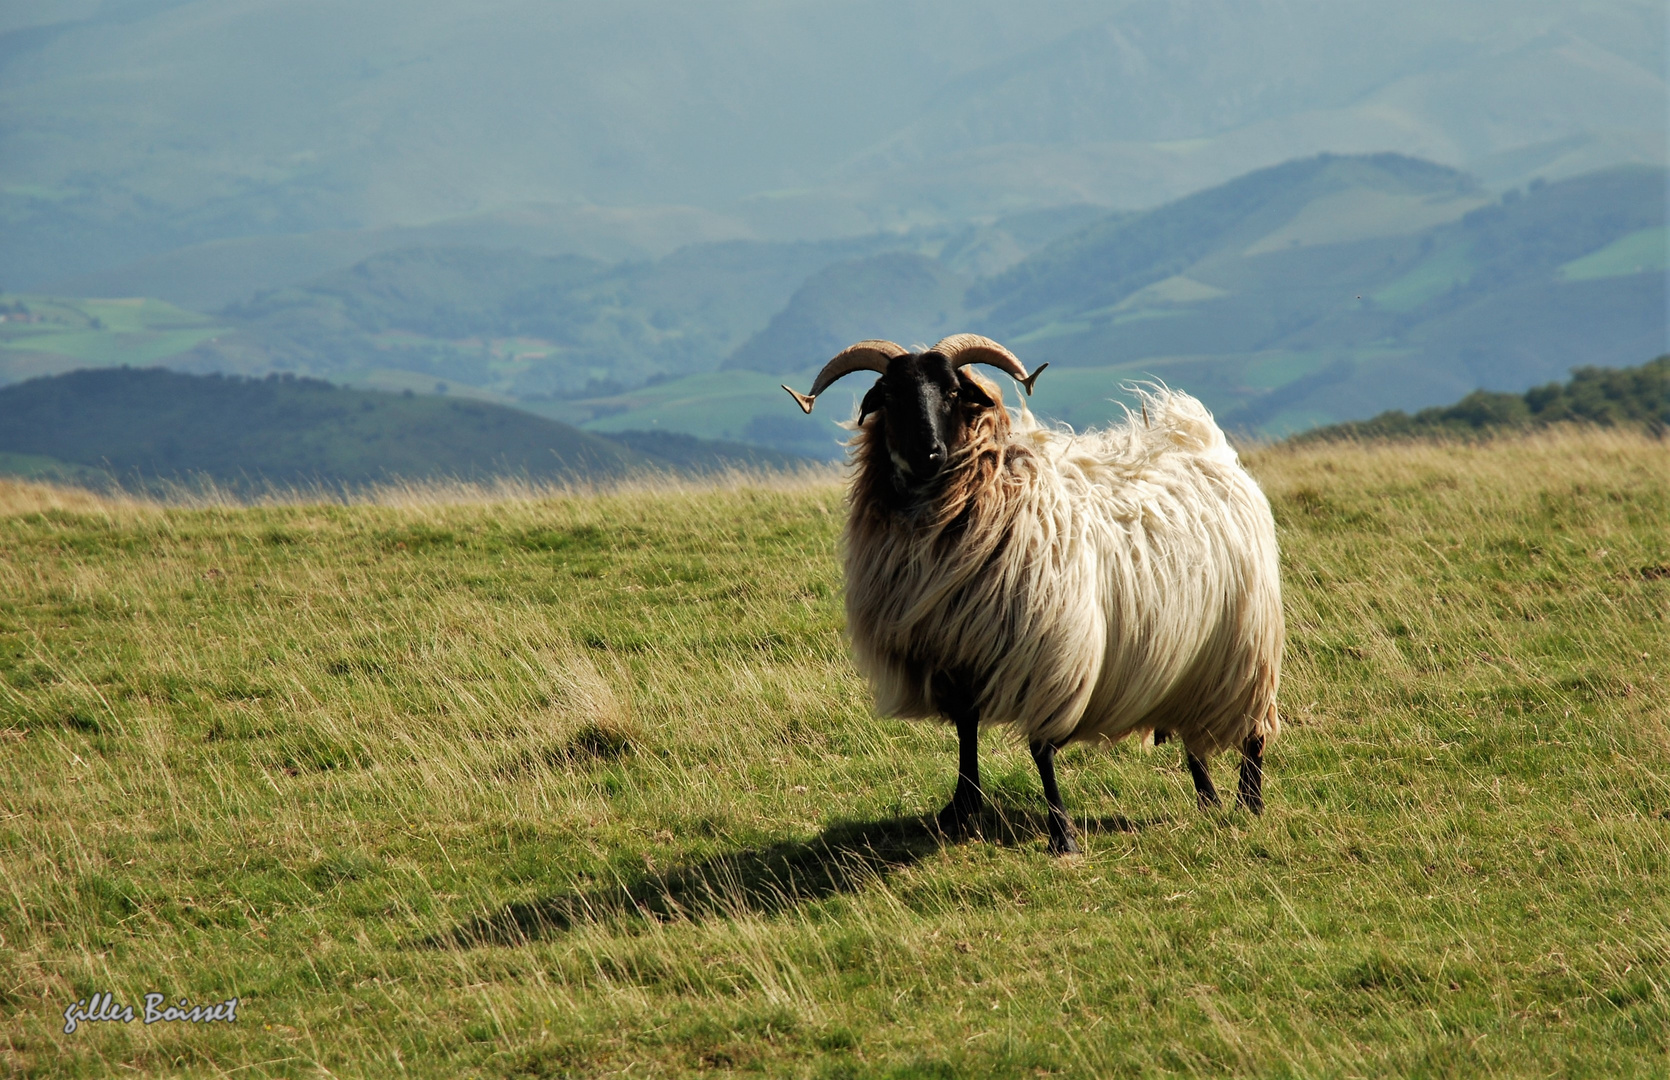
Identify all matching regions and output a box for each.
[781,339,906,414]
[930,333,1049,396]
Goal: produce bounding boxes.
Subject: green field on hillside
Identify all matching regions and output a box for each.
[0,296,227,383]
[2,429,1667,1076]
[1560,227,1669,282]
[1372,243,1476,312]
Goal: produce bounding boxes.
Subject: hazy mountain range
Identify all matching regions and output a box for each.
[3,152,1665,457]
[4,0,1663,296]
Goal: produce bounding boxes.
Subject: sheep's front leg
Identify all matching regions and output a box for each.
[935,710,983,838]
[1029,740,1079,855]
[1186,751,1222,811]
[1237,734,1265,814]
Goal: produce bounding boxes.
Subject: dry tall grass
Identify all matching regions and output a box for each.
[1,428,1665,1077]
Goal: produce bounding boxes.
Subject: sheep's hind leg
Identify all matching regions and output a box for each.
[1029,740,1079,855]
[935,710,984,838]
[1186,751,1222,811]
[1237,734,1265,814]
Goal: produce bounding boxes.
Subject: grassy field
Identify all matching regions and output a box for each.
[0,296,226,381]
[1560,228,1668,283]
[1,429,1667,1077]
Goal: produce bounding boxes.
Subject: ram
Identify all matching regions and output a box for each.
[785,334,1283,854]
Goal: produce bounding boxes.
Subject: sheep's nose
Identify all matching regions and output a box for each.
[926,448,944,465]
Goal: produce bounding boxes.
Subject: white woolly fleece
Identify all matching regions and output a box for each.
[843,388,1283,757]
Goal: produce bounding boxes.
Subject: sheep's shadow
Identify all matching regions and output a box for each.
[424,805,1156,949]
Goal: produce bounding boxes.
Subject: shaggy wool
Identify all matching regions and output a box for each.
[844,384,1282,757]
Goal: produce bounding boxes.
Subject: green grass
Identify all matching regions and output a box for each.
[2,327,224,365]
[2,429,1668,1076]
[1372,243,1475,312]
[0,295,226,367]
[76,299,216,335]
[1560,228,1668,282]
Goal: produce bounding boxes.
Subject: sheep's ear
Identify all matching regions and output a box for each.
[956,370,997,410]
[858,381,886,423]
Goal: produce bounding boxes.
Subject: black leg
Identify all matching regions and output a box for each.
[1237,734,1265,814]
[1187,751,1221,811]
[1029,740,1079,855]
[935,710,983,837]
[1153,728,1171,745]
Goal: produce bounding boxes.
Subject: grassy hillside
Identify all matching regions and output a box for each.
[0,368,806,490]
[963,160,1667,434]
[969,154,1484,327]
[0,295,228,385]
[2,428,1666,1076]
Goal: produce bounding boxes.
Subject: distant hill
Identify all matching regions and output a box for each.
[707,156,1665,441]
[130,220,1086,399]
[5,155,1664,453]
[0,368,803,490]
[601,430,809,473]
[724,253,971,375]
[959,157,1667,435]
[0,208,1103,400]
[1295,355,1670,441]
[970,153,1483,325]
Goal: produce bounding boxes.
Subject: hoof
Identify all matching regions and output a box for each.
[1196,789,1222,812]
[1047,832,1080,856]
[1238,793,1264,815]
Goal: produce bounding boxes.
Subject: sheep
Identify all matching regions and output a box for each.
[783,334,1283,854]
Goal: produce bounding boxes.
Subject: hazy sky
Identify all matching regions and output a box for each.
[1,0,1664,285]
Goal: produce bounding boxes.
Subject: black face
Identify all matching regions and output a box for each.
[860,351,995,487]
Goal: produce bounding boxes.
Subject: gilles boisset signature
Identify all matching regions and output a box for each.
[63,992,238,1033]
